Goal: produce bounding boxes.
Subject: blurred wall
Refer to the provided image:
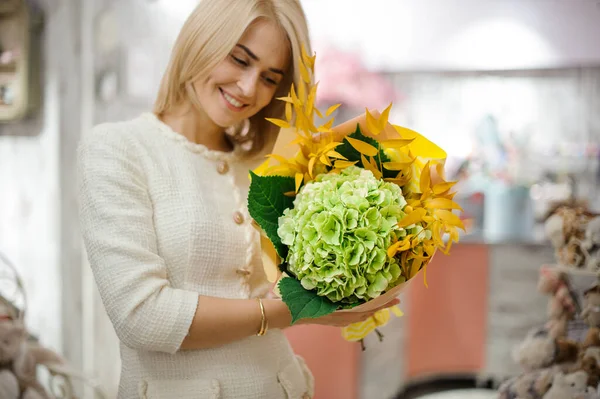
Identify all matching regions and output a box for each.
[303,0,600,71]
[0,0,82,370]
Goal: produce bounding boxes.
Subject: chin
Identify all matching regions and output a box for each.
[205,111,235,129]
[218,117,241,129]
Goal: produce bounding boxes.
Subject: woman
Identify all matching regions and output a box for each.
[78,0,398,398]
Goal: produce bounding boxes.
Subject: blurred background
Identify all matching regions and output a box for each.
[1,0,600,398]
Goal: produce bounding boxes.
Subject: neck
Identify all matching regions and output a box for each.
[158,104,233,152]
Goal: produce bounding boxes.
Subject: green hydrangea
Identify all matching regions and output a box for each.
[277,166,410,305]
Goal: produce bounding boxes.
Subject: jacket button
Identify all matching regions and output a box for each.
[233,211,244,225]
[302,394,311,399]
[217,160,229,174]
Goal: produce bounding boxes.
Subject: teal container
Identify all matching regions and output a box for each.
[483,182,533,243]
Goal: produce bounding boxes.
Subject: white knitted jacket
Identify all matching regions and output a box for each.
[77,113,314,399]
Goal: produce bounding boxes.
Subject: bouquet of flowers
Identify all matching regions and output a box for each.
[248,47,464,345]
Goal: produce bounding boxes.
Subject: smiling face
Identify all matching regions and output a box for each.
[192,18,291,129]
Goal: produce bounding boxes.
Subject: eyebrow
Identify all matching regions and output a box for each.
[236,44,285,75]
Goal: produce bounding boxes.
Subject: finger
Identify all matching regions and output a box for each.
[370,299,400,313]
[337,314,371,325]
[354,312,375,322]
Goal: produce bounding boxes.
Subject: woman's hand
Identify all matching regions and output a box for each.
[298,298,401,328]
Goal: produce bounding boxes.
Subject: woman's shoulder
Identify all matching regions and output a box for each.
[76,114,164,175]
[82,113,154,148]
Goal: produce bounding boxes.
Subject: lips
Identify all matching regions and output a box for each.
[219,88,248,111]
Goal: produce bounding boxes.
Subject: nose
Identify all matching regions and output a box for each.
[238,71,259,100]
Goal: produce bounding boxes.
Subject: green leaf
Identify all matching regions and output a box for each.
[279,277,338,324]
[248,172,295,259]
[335,124,395,179]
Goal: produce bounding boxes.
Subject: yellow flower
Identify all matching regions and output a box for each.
[341,306,404,342]
[258,46,464,289]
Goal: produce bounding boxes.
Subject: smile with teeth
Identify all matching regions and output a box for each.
[221,89,246,109]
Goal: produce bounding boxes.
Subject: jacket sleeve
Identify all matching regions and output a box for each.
[77,125,198,354]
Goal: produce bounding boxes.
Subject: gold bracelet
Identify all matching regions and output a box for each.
[256,298,268,336]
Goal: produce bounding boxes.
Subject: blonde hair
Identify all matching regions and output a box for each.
[153,0,311,156]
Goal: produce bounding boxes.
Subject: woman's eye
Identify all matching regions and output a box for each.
[264,77,278,86]
[231,55,248,66]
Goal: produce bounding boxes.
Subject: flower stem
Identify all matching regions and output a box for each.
[375,328,384,342]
